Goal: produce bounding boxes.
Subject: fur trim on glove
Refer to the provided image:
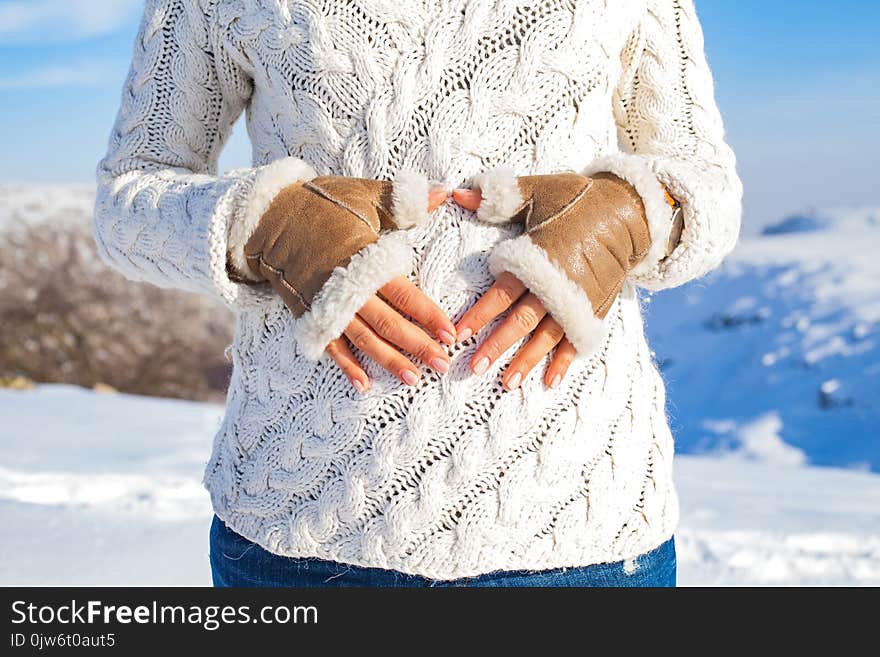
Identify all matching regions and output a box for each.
[390,169,431,229]
[294,230,415,360]
[582,153,674,278]
[471,166,525,224]
[488,235,607,357]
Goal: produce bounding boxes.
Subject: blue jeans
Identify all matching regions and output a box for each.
[209,515,676,587]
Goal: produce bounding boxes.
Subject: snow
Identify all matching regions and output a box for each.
[0,183,95,227]
[1,385,878,586]
[675,454,880,585]
[699,412,808,467]
[0,385,222,586]
[645,205,880,472]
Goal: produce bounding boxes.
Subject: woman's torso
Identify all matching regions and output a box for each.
[203,0,679,580]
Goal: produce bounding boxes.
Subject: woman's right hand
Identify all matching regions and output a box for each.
[327,274,457,392]
[326,186,454,392]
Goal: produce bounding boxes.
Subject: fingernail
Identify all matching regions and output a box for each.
[472,356,490,375]
[506,371,522,390]
[457,327,473,342]
[400,370,420,386]
[437,329,456,346]
[352,379,367,393]
[550,374,562,389]
[430,357,450,374]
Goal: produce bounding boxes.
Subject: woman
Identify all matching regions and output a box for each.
[94,0,741,587]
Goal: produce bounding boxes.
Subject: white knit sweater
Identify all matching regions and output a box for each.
[94,0,742,579]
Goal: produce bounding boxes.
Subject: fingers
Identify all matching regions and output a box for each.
[452,187,482,211]
[380,276,456,346]
[330,287,576,392]
[428,184,449,212]
[545,338,576,389]
[469,292,546,376]
[344,315,423,387]
[455,272,527,343]
[326,337,370,393]
[502,316,566,390]
[358,296,450,374]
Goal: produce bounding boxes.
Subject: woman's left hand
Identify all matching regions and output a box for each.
[452,188,577,391]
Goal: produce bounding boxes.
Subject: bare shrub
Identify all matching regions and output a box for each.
[0,217,234,402]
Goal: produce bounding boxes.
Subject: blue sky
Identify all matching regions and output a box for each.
[0,0,877,227]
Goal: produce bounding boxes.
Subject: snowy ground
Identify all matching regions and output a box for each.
[1,385,878,586]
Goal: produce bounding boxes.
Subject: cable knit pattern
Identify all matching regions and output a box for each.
[94,0,740,579]
[603,0,743,290]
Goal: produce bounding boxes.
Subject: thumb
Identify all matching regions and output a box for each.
[452,187,482,211]
[427,184,449,212]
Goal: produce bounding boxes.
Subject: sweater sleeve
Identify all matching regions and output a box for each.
[583,0,743,291]
[93,0,314,307]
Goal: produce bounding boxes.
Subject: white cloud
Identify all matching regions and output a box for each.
[0,59,125,90]
[0,0,142,44]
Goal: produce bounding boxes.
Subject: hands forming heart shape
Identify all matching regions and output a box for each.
[326,185,575,394]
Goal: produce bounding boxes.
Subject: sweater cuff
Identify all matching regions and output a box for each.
[581,153,675,282]
[488,236,607,358]
[293,230,415,360]
[227,156,318,281]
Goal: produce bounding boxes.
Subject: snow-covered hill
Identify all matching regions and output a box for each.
[0,183,95,227]
[1,385,878,586]
[646,206,880,471]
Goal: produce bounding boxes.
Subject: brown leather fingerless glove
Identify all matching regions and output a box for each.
[473,167,682,356]
[227,157,430,360]
[240,175,405,316]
